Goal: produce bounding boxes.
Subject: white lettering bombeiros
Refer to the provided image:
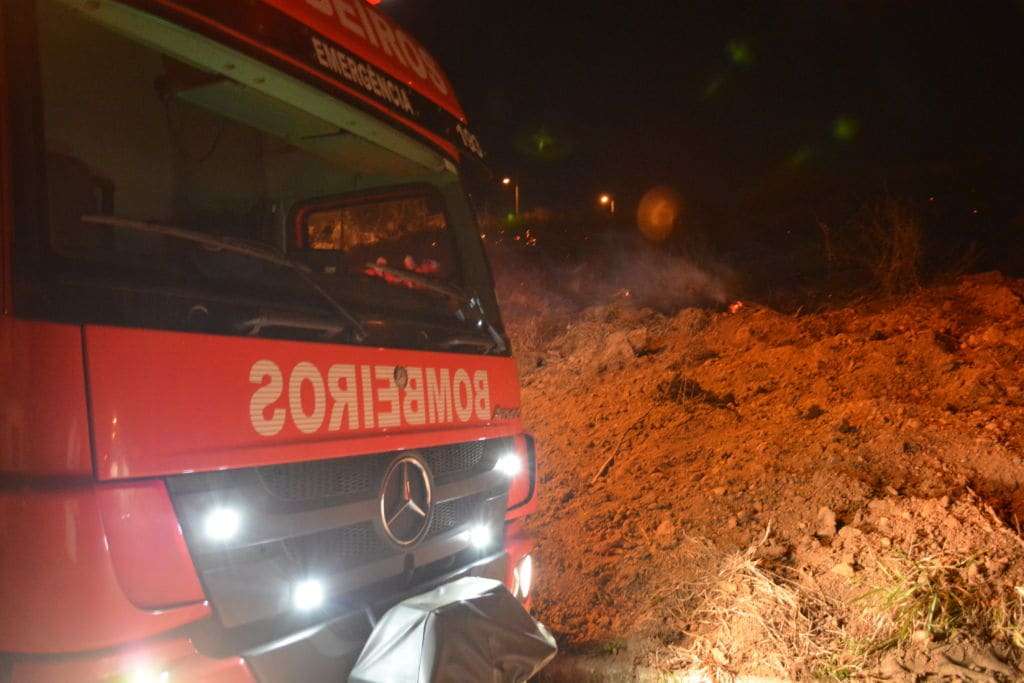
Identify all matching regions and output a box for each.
[248,360,491,436]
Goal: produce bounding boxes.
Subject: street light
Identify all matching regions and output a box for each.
[502,177,520,217]
[599,193,615,214]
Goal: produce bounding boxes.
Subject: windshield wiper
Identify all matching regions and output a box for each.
[237,311,350,339]
[363,262,507,354]
[82,215,367,341]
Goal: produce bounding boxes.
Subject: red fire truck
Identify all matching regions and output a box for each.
[0,1,541,680]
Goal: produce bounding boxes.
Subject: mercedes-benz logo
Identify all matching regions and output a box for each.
[379,455,433,547]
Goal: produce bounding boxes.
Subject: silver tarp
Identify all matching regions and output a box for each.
[349,577,557,682]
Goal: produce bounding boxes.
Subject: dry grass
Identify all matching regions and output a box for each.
[855,549,1024,666]
[651,536,1024,682]
[654,535,858,681]
[855,552,979,655]
[991,586,1024,651]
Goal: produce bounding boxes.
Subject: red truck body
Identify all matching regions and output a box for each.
[0,1,535,680]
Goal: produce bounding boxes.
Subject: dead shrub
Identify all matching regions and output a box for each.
[821,198,924,296]
[505,314,567,357]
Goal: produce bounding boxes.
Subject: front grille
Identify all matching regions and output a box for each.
[428,492,485,538]
[423,442,489,481]
[254,439,499,502]
[258,457,375,501]
[166,437,512,636]
[284,521,390,570]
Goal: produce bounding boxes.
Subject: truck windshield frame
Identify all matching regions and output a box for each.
[4,0,507,353]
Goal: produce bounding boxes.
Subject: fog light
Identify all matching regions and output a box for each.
[513,554,534,599]
[203,507,240,542]
[464,524,492,549]
[493,453,522,477]
[292,579,325,611]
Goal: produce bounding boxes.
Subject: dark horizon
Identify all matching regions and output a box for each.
[389,2,1024,218]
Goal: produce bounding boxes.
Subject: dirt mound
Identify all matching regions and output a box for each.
[500,272,1024,679]
[662,493,1024,680]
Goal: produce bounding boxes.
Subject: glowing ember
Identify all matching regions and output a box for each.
[728,301,744,314]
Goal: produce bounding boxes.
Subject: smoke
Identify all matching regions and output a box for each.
[628,245,728,308]
[559,241,730,312]
[488,228,732,329]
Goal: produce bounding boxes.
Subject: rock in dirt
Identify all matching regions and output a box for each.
[599,331,637,370]
[625,327,648,353]
[837,418,859,434]
[654,518,675,547]
[799,404,825,420]
[815,506,837,538]
[671,308,709,335]
[831,561,856,577]
[733,325,753,345]
[595,531,624,555]
[981,324,1005,346]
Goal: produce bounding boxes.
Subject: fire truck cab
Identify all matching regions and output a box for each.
[0,1,540,680]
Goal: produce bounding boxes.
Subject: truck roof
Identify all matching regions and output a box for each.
[147,0,482,162]
[266,0,464,121]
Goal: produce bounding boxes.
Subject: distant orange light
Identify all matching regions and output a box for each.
[599,194,611,205]
[365,0,381,4]
[502,177,512,185]
[637,185,680,242]
[728,301,744,314]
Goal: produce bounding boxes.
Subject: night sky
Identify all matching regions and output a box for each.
[387,2,1024,215]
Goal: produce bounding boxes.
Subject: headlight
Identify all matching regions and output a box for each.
[493,453,523,477]
[513,554,534,599]
[292,579,325,611]
[129,667,170,683]
[463,524,493,549]
[203,507,241,542]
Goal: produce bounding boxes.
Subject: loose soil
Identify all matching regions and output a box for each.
[499,271,1024,680]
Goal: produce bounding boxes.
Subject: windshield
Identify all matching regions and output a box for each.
[7,0,505,352]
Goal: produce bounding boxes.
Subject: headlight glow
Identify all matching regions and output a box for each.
[493,453,523,477]
[292,579,325,611]
[203,507,241,542]
[129,667,169,683]
[464,524,492,549]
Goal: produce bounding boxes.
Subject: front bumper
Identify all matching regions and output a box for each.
[2,523,534,682]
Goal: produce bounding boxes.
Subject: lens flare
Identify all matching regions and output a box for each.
[637,186,682,242]
[833,115,860,141]
[727,39,754,66]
